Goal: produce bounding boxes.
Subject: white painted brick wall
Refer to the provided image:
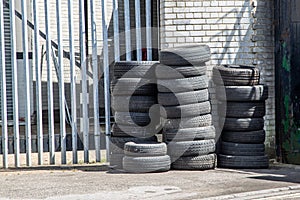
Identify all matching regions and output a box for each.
[160,0,276,157]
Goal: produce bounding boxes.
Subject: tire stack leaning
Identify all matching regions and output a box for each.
[213,65,269,169]
[156,45,216,170]
[110,61,161,170]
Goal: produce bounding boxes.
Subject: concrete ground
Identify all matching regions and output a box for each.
[1,163,300,200]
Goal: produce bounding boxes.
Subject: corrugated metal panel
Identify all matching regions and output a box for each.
[0,5,13,120]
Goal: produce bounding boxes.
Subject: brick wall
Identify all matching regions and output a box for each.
[160,0,276,157]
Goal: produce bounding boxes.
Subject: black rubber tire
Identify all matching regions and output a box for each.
[167,139,215,157]
[111,123,160,138]
[124,142,167,156]
[221,142,265,156]
[157,75,208,93]
[216,85,268,101]
[171,154,216,170]
[223,117,264,131]
[111,78,157,96]
[158,89,209,106]
[217,154,269,169]
[163,114,212,129]
[110,153,124,169]
[123,155,171,173]
[112,95,157,112]
[213,65,260,76]
[160,45,211,66]
[213,76,260,86]
[164,126,216,141]
[156,64,207,79]
[114,111,160,126]
[222,102,266,118]
[161,101,211,119]
[110,136,157,154]
[113,61,158,79]
[222,130,266,144]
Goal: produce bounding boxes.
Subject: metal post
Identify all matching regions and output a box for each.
[0,0,8,169]
[90,0,101,162]
[44,0,55,165]
[10,0,20,168]
[79,0,89,163]
[102,0,111,161]
[146,0,152,61]
[56,0,66,164]
[68,0,78,164]
[124,0,131,61]
[135,0,142,61]
[113,0,120,62]
[21,0,32,167]
[33,0,43,165]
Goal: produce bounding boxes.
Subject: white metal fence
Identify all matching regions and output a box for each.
[0,0,158,168]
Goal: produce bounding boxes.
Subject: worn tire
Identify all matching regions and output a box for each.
[213,76,260,86]
[124,142,167,157]
[109,153,124,169]
[123,155,171,173]
[113,61,158,79]
[110,136,157,154]
[112,95,157,112]
[163,114,212,129]
[114,111,160,126]
[221,102,266,118]
[156,64,207,79]
[158,89,209,106]
[221,142,265,156]
[111,78,157,96]
[112,123,160,138]
[218,154,269,169]
[171,154,216,170]
[223,117,264,131]
[222,130,266,144]
[216,85,268,101]
[160,45,211,66]
[161,101,211,118]
[167,139,215,157]
[157,75,208,93]
[164,126,216,141]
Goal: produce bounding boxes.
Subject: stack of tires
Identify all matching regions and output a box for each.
[213,65,269,169]
[123,142,171,173]
[110,61,161,170]
[156,45,217,170]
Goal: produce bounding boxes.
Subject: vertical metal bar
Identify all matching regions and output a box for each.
[44,0,55,165]
[124,0,131,61]
[10,0,20,168]
[102,0,111,161]
[146,0,152,61]
[113,0,120,61]
[135,0,142,61]
[79,0,89,163]
[33,0,43,165]
[68,0,78,164]
[56,0,66,164]
[0,0,8,169]
[90,0,101,162]
[21,0,32,167]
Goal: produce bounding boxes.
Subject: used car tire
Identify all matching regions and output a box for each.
[156,64,207,79]
[167,139,215,157]
[164,126,216,141]
[160,45,211,66]
[163,114,212,129]
[221,142,265,156]
[222,130,266,144]
[111,123,160,138]
[123,155,171,173]
[111,78,157,96]
[112,95,157,112]
[171,154,216,170]
[158,89,209,106]
[113,61,158,79]
[221,101,266,118]
[218,154,269,169]
[223,117,264,131]
[124,142,167,157]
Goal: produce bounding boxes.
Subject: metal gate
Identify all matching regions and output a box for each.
[0,0,158,168]
[275,0,300,164]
